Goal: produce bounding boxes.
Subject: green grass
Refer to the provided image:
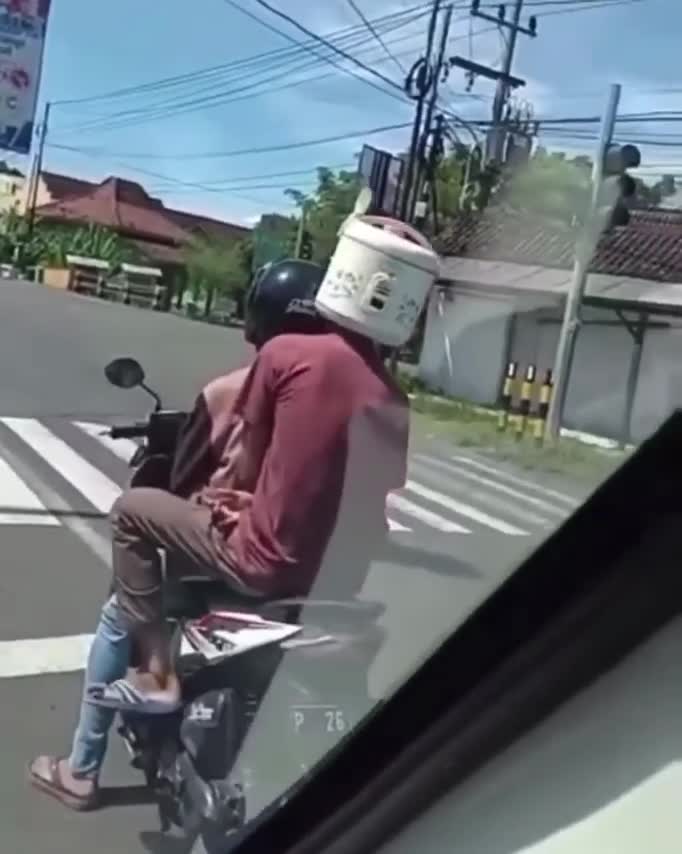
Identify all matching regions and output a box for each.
[399,373,630,484]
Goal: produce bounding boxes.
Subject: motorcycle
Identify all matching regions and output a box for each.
[102,357,385,850]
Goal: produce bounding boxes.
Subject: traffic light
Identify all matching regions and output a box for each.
[602,143,641,227]
[299,229,313,261]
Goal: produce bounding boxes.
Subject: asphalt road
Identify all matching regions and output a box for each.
[0,279,252,418]
[0,280,589,853]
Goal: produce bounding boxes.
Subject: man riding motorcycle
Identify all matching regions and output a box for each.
[170,260,324,502]
[28,247,415,811]
[27,259,328,810]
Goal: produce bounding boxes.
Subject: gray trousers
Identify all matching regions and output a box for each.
[111,487,256,626]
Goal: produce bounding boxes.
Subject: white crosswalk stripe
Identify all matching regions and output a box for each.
[405,479,528,536]
[387,492,470,534]
[450,455,580,508]
[2,417,121,514]
[74,420,139,462]
[0,455,59,525]
[414,454,567,520]
[0,417,576,539]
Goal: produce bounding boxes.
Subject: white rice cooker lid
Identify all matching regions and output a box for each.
[342,218,441,277]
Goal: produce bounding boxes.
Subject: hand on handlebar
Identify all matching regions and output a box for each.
[108,423,149,440]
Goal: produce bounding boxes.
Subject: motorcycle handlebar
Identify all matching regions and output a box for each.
[109,423,149,440]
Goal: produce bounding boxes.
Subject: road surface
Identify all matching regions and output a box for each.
[0,281,589,853]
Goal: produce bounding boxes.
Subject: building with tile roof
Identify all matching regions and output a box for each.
[21,170,251,269]
[36,176,190,265]
[422,207,682,445]
[434,208,682,285]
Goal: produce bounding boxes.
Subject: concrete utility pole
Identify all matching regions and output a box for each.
[26,100,50,238]
[400,0,442,222]
[414,113,446,232]
[545,84,622,439]
[451,1,536,164]
[488,0,525,162]
[294,201,307,259]
[410,4,453,224]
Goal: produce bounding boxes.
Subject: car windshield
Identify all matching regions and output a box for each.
[0,1,675,851]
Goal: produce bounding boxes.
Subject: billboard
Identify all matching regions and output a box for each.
[358,144,404,216]
[0,0,51,155]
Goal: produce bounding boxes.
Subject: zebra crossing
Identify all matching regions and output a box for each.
[0,416,580,541]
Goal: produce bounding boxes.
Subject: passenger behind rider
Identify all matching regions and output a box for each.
[28,247,423,810]
[27,259,330,810]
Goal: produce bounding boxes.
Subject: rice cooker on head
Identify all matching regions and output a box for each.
[314,215,440,348]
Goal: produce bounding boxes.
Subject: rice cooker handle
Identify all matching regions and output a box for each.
[359,216,434,251]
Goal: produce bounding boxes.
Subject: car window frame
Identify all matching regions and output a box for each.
[227,409,682,854]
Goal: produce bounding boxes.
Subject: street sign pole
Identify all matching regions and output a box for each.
[545,83,621,440]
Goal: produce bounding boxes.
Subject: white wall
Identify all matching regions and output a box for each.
[380,615,682,854]
[420,284,682,444]
[563,306,634,439]
[525,307,682,444]
[419,290,522,405]
[631,322,682,442]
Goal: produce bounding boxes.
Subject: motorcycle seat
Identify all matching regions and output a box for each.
[167,577,385,623]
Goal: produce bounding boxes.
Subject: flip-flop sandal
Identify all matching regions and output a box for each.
[27,756,98,812]
[86,678,182,715]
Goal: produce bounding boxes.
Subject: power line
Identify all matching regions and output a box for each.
[539,0,644,15]
[54,3,433,110]
[345,0,407,75]
[63,160,352,206]
[96,160,311,206]
[223,0,408,105]
[47,120,413,161]
[54,7,509,141]
[162,180,320,192]
[52,16,429,138]
[150,163,356,189]
[247,0,405,92]
[57,35,384,134]
[53,10,428,135]
[506,0,642,5]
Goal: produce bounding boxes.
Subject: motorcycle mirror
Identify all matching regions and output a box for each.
[105,357,145,390]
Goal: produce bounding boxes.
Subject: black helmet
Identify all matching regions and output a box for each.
[244,258,325,348]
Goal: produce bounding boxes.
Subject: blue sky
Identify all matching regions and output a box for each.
[21,0,681,225]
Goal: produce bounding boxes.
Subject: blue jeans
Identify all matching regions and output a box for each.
[68,595,131,779]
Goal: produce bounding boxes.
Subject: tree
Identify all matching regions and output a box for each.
[184,236,252,317]
[0,212,139,268]
[455,146,657,225]
[494,151,591,224]
[432,148,466,223]
[37,222,138,267]
[251,213,296,270]
[285,168,362,264]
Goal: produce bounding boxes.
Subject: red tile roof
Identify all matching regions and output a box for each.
[42,171,97,201]
[37,177,190,245]
[37,171,252,250]
[434,207,682,283]
[165,207,251,243]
